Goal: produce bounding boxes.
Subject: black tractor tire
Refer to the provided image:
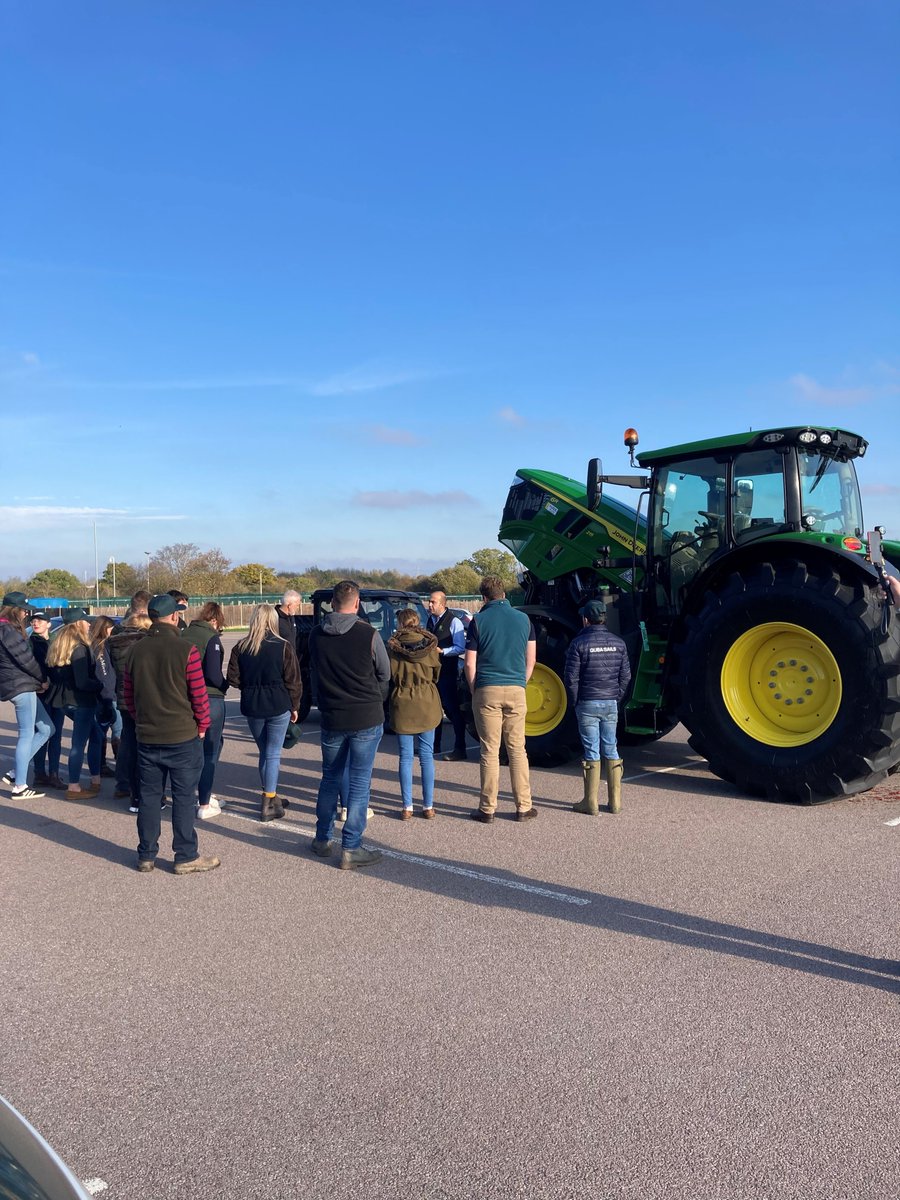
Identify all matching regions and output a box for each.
[461,617,581,767]
[523,619,582,767]
[670,558,900,803]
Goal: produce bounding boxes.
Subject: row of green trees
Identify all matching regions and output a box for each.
[3,545,519,601]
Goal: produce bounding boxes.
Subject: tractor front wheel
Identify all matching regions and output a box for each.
[670,559,900,802]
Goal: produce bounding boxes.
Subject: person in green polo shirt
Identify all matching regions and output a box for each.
[464,575,537,823]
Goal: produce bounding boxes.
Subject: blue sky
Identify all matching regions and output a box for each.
[2,1,897,579]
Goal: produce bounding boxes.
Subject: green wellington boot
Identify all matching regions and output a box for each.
[605,758,624,814]
[572,760,601,815]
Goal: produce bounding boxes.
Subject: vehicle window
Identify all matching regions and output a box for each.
[732,449,787,539]
[798,451,863,536]
[654,455,727,603]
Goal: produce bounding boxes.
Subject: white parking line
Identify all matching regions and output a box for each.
[81,1180,108,1195]
[624,759,700,783]
[220,808,590,906]
[884,816,900,827]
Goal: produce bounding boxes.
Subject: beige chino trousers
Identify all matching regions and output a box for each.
[472,685,532,813]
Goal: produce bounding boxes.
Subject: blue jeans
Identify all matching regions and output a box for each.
[11,692,53,786]
[198,695,226,805]
[398,729,435,809]
[65,705,103,785]
[575,699,620,761]
[137,737,204,864]
[246,710,291,795]
[315,723,382,849]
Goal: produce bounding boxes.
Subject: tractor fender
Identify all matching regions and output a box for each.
[684,537,880,615]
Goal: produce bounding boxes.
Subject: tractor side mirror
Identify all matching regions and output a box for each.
[587,458,603,510]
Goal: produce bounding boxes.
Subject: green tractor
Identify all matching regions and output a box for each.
[499,425,900,802]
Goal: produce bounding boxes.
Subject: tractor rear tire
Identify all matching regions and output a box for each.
[670,559,900,803]
[523,620,582,767]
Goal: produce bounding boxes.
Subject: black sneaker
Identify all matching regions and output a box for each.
[515,808,538,822]
[470,809,494,824]
[310,838,334,858]
[442,749,468,762]
[12,786,45,800]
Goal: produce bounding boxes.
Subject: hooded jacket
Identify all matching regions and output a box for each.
[309,611,391,732]
[387,627,442,735]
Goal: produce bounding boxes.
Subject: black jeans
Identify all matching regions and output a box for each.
[117,710,141,799]
[137,737,203,864]
[434,663,467,754]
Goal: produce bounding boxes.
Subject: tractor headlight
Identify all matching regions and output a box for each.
[797,430,817,445]
[818,432,833,446]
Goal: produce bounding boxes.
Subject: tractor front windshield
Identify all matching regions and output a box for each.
[798,450,863,536]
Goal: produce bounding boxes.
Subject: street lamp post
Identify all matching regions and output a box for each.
[109,556,117,599]
[93,522,100,609]
[144,551,151,591]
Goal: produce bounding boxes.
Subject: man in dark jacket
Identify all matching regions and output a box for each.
[123,594,217,875]
[275,589,310,718]
[425,589,468,760]
[564,599,631,816]
[308,580,390,871]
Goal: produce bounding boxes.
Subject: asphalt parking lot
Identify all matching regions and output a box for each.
[2,692,900,1199]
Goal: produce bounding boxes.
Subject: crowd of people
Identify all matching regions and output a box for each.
[0,574,632,875]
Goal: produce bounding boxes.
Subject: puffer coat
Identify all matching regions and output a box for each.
[0,619,44,702]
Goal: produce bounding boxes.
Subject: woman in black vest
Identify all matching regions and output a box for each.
[226,604,302,821]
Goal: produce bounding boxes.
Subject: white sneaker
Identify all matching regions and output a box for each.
[335,807,346,824]
[3,770,14,785]
[208,794,226,809]
[367,807,374,820]
[197,804,221,820]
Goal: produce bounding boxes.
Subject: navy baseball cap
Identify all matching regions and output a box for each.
[579,599,607,621]
[149,593,179,618]
[62,608,91,624]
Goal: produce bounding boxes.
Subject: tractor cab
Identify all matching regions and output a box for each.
[637,427,868,614]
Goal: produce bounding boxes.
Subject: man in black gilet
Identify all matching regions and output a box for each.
[308,580,391,870]
[425,590,468,760]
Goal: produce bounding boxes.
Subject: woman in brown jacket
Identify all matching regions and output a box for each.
[387,609,441,819]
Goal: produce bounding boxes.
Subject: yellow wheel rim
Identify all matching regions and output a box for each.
[525,662,568,736]
[721,622,841,747]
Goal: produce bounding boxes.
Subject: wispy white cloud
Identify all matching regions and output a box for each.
[790,363,900,409]
[352,489,478,510]
[497,405,527,427]
[364,424,427,447]
[790,373,873,408]
[310,364,431,397]
[21,351,40,367]
[0,506,187,529]
[64,374,306,393]
[862,484,900,497]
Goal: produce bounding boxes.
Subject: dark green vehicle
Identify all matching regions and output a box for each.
[499,425,900,802]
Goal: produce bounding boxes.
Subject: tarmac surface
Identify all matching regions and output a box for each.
[2,652,900,1198]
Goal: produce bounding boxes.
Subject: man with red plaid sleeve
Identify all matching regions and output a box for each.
[123,593,219,875]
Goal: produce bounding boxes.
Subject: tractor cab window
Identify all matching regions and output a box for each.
[732,449,788,542]
[798,451,863,536]
[654,455,726,604]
